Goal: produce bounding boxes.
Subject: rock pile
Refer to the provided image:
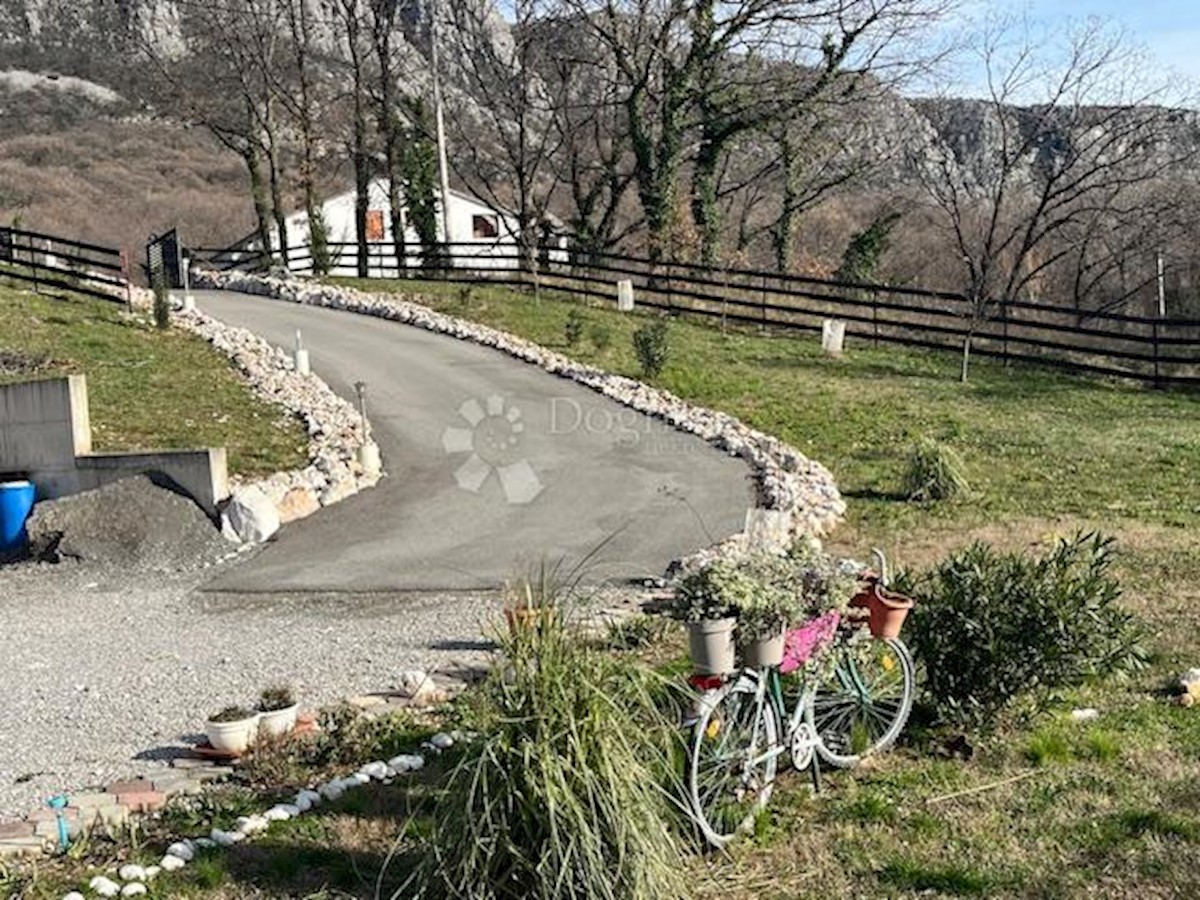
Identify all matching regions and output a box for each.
[25,476,230,571]
[194,269,845,567]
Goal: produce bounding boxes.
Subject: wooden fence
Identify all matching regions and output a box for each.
[0,226,130,304]
[190,240,1200,388]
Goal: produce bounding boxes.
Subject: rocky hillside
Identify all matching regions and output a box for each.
[1,0,1198,269]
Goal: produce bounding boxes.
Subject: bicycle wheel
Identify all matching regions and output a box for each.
[806,636,914,768]
[689,673,780,848]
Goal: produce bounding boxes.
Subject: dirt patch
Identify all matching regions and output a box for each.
[24,475,230,571]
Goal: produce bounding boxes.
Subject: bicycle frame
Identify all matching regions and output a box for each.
[731,666,823,794]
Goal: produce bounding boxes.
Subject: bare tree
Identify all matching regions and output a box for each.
[917,16,1196,381]
[689,0,950,267]
[328,0,375,277]
[444,0,567,270]
[554,0,950,267]
[134,1,285,263]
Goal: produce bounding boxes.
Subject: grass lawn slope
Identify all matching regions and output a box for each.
[0,281,307,477]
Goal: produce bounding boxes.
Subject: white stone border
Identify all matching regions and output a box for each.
[60,732,458,900]
[128,285,380,526]
[192,270,845,567]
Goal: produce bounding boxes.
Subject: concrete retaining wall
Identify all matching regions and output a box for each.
[0,375,229,516]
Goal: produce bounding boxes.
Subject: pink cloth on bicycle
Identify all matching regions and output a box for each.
[779,610,841,674]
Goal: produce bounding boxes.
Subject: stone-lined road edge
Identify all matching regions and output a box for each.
[193,270,846,570]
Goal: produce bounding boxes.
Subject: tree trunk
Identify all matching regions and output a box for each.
[772,135,799,273]
[264,129,288,268]
[960,330,973,383]
[353,129,370,279]
[244,145,274,268]
[692,133,721,268]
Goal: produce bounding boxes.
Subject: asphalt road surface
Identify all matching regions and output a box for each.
[195,289,753,592]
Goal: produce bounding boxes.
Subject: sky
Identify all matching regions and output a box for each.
[950,0,1200,87]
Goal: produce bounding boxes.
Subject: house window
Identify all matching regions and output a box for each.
[366,210,385,242]
[472,214,499,239]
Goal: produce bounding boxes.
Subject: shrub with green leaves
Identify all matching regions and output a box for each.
[632,319,670,378]
[899,532,1149,729]
[564,307,586,347]
[416,587,690,900]
[902,437,970,502]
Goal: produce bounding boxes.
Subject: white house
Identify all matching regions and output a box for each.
[271,178,564,276]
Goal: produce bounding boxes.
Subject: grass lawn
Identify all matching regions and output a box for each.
[5,276,1199,899]
[0,280,307,477]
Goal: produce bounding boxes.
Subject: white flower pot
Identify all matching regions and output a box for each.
[258,703,299,738]
[688,617,737,675]
[205,713,261,754]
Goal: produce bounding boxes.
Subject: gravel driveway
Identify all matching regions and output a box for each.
[0,556,502,819]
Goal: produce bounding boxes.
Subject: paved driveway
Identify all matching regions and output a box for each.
[195,290,752,592]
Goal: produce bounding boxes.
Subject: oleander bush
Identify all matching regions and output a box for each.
[899,532,1149,729]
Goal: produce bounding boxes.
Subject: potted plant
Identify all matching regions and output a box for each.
[205,706,260,754]
[728,552,799,668]
[675,560,741,675]
[257,685,299,737]
[502,573,558,631]
[850,581,914,639]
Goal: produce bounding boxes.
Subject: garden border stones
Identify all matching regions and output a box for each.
[127,285,381,534]
[192,270,846,567]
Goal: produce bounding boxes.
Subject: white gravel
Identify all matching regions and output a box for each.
[0,556,502,819]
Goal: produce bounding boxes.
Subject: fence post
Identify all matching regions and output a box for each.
[1152,319,1161,388]
[760,274,768,330]
[28,234,40,295]
[1002,300,1009,366]
[872,289,879,348]
[120,250,133,311]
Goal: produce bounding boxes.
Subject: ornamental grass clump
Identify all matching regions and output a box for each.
[902,437,970,502]
[416,580,691,900]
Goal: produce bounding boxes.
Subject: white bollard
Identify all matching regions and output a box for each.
[358,441,382,477]
[821,319,846,357]
[616,279,634,312]
[294,330,310,375]
[181,257,194,308]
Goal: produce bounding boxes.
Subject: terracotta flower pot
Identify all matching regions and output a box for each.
[504,606,556,630]
[741,626,787,668]
[688,617,737,675]
[865,584,914,639]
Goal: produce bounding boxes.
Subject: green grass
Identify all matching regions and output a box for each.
[0,280,307,476]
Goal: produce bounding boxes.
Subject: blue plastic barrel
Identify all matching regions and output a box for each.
[0,481,36,553]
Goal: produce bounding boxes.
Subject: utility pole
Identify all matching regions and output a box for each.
[429,0,453,246]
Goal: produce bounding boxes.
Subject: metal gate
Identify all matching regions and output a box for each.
[145,229,183,289]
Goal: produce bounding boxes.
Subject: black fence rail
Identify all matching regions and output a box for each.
[0,226,130,303]
[195,239,1200,388]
